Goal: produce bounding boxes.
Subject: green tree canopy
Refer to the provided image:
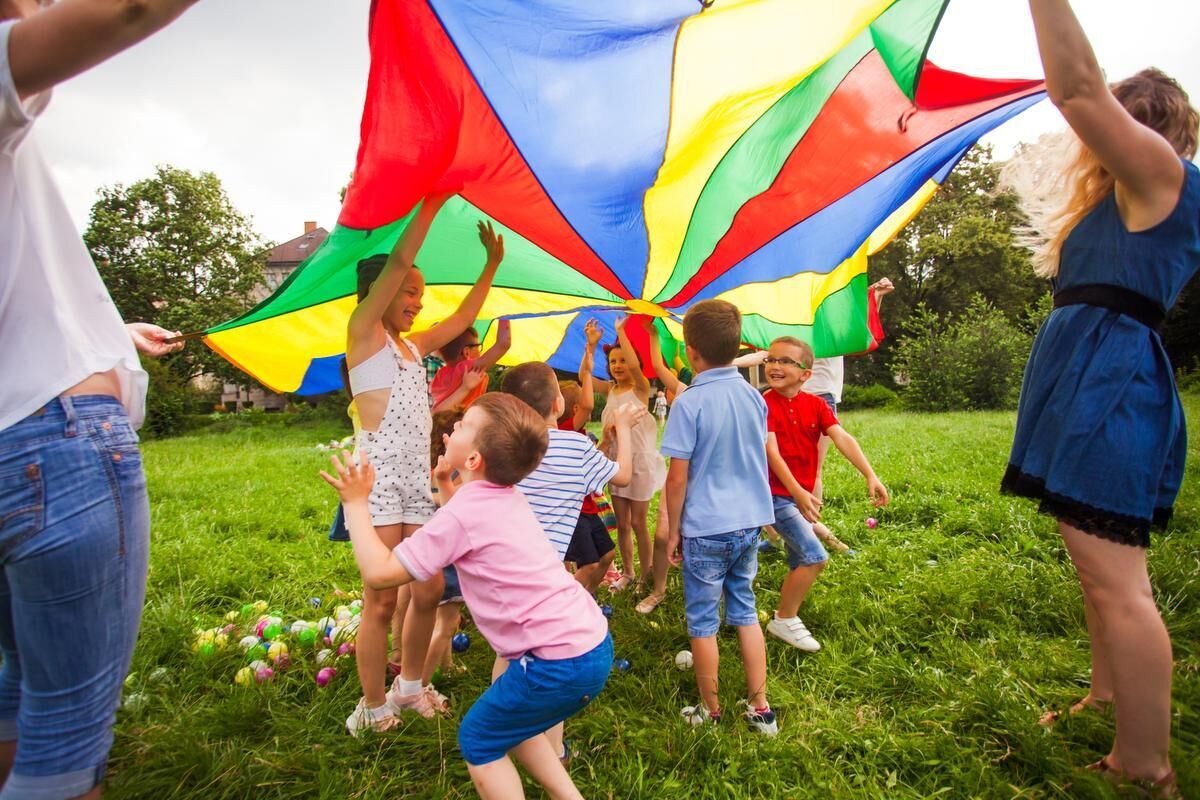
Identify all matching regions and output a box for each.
[85,165,267,383]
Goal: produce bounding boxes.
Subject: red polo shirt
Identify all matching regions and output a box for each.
[764,388,838,496]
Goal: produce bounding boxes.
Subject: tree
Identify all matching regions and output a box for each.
[848,145,1051,387]
[85,165,267,384]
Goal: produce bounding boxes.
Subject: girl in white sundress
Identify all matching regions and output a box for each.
[342,192,505,735]
[593,316,666,594]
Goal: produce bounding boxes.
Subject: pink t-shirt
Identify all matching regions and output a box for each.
[429,358,486,408]
[393,480,608,661]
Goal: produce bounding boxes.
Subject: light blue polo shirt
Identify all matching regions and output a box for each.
[660,367,774,538]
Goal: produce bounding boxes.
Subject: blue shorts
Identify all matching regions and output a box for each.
[458,634,612,765]
[772,496,828,569]
[0,396,150,799]
[681,529,760,638]
[814,392,838,416]
[440,565,463,606]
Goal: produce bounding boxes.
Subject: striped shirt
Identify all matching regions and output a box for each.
[517,428,618,559]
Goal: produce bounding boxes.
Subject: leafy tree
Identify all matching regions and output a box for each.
[85,166,267,383]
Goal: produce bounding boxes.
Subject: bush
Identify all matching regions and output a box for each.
[894,296,1030,412]
[840,383,897,410]
[142,359,190,438]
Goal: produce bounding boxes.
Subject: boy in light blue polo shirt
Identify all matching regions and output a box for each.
[661,299,777,735]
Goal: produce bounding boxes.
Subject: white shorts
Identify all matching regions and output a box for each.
[357,432,435,527]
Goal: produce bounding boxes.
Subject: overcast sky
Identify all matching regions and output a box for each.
[37,0,1200,246]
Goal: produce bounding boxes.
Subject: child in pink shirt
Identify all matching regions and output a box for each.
[322,393,611,799]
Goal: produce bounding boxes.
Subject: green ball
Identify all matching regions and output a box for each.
[263,623,283,641]
[198,643,215,657]
[246,644,267,662]
[298,628,317,647]
[240,603,254,616]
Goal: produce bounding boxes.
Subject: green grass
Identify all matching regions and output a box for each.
[108,399,1200,799]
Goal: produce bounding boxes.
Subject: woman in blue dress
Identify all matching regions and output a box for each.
[1002,2,1198,795]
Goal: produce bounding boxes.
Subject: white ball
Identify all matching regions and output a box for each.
[674,650,694,671]
[316,648,333,665]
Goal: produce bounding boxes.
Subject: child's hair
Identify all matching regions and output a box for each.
[770,336,814,368]
[470,394,549,486]
[355,254,420,300]
[441,326,481,364]
[431,409,465,468]
[682,299,741,365]
[500,362,559,419]
[558,380,581,425]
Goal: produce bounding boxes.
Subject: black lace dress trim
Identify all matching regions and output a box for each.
[1000,464,1170,548]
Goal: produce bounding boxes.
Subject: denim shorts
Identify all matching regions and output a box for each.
[814,392,838,416]
[440,565,463,606]
[772,496,829,569]
[681,529,760,638]
[458,634,612,765]
[0,396,150,799]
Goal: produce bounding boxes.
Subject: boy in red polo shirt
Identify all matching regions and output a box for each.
[763,337,889,652]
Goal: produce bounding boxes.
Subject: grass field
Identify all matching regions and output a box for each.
[106,399,1200,799]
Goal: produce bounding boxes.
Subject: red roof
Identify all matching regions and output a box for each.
[267,227,329,266]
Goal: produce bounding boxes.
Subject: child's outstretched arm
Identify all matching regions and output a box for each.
[648,329,685,395]
[731,350,768,368]
[411,221,505,356]
[615,316,651,397]
[606,402,646,487]
[472,318,512,372]
[765,433,821,523]
[826,425,889,507]
[573,324,598,430]
[582,318,612,398]
[347,194,449,363]
[320,451,415,590]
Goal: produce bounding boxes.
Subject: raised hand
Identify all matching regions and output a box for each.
[462,366,487,392]
[477,220,505,267]
[126,322,184,357]
[319,450,376,504]
[584,318,603,349]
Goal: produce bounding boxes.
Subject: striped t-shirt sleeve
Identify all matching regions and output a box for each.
[518,430,616,560]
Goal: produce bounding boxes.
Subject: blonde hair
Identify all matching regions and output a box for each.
[1002,69,1198,279]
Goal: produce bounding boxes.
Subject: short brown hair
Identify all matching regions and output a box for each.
[683,299,742,366]
[441,326,481,364]
[501,362,559,419]
[430,409,464,468]
[558,380,581,425]
[471,393,549,486]
[770,336,813,368]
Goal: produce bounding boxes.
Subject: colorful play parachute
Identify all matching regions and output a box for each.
[205,0,1045,393]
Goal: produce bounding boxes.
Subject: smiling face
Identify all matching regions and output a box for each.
[383,269,425,333]
[764,341,812,394]
[607,347,630,383]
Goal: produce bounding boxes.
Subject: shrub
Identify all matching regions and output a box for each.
[894,296,1030,412]
[142,358,190,438]
[840,383,897,410]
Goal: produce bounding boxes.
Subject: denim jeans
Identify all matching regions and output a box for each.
[681,528,761,638]
[0,396,150,799]
[772,496,829,569]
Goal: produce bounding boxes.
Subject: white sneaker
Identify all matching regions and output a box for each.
[386,679,449,719]
[765,613,821,652]
[737,700,779,736]
[345,697,399,736]
[681,702,721,727]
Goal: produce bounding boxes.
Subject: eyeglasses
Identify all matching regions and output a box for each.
[763,357,810,368]
[463,342,482,351]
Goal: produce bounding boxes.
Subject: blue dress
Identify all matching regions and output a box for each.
[1002,160,1200,547]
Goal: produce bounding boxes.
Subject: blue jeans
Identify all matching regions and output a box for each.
[772,496,828,569]
[458,634,612,765]
[0,396,150,799]
[681,529,761,638]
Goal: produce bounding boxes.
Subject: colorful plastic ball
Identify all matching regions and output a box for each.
[451,633,470,653]
[337,641,355,657]
[315,667,337,687]
[239,635,260,651]
[122,692,148,712]
[220,623,238,636]
[349,599,363,611]
[613,658,631,673]
[308,597,321,609]
[600,605,613,618]
[262,623,283,641]
[240,603,255,617]
[298,628,318,647]
[268,642,289,663]
[866,517,878,529]
[148,667,170,684]
[195,642,215,657]
[245,644,267,663]
[757,610,769,624]
[252,601,268,614]
[254,666,275,683]
[254,619,269,638]
[316,648,334,666]
[235,667,255,686]
[214,633,229,650]
[335,621,359,644]
[224,610,240,622]
[674,650,694,671]
[249,659,269,671]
